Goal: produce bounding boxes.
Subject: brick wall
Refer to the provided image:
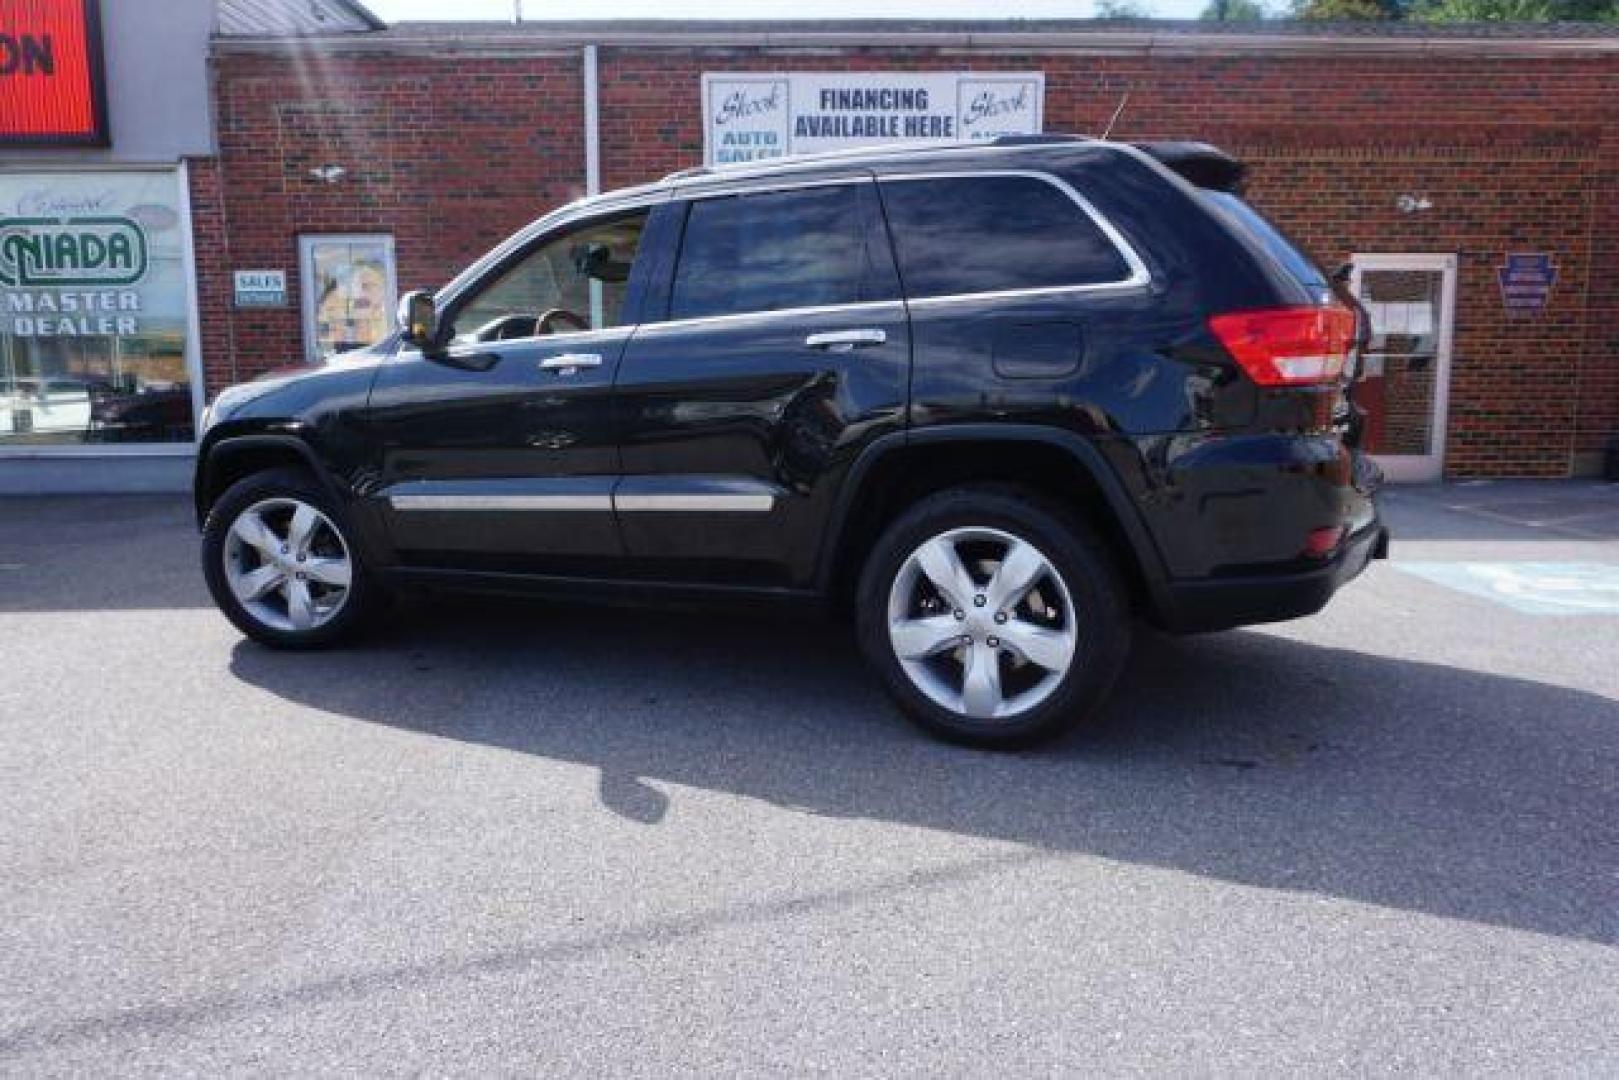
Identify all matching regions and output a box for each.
[207,50,586,374]
[203,39,1619,478]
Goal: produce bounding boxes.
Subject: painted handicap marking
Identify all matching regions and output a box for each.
[1396,561,1619,615]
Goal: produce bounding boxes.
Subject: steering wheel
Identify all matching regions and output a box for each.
[537,308,589,335]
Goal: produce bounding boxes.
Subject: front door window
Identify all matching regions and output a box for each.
[447,211,647,344]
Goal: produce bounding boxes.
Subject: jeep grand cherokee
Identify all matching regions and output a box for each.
[195,135,1387,746]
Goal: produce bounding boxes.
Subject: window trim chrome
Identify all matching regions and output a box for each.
[426,164,1153,346]
[875,169,1152,305]
[635,299,906,336]
[642,168,1150,329]
[676,174,874,201]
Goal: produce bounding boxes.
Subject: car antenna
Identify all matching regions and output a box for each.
[1100,93,1129,141]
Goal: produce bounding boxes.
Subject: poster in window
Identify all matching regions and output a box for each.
[300,235,396,360]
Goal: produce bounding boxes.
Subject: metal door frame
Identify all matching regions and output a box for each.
[1349,253,1459,483]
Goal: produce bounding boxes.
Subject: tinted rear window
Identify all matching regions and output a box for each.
[879,175,1132,298]
[1199,190,1329,295]
[671,184,880,321]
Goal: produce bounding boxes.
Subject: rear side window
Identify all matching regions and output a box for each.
[878,174,1133,299]
[670,184,883,320]
[1199,189,1330,297]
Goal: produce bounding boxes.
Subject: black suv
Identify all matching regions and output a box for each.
[196,136,1386,746]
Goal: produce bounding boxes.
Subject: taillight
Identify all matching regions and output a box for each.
[1302,525,1346,559]
[1208,305,1357,387]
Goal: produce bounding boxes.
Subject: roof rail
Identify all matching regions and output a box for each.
[660,133,1096,183]
[987,134,1089,147]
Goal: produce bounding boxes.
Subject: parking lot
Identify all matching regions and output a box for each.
[2,482,1616,1074]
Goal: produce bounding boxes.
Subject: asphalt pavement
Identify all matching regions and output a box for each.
[1,482,1616,1075]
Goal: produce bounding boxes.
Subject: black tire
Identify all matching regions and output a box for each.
[856,485,1132,748]
[201,467,378,649]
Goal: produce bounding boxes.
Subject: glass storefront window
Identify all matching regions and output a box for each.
[299,234,396,361]
[0,170,197,445]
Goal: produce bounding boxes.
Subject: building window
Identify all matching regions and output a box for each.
[0,169,198,446]
[298,234,396,361]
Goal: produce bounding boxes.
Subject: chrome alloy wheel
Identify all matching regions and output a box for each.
[886,526,1078,721]
[222,497,353,633]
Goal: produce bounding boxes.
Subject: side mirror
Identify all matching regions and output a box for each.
[398,290,442,352]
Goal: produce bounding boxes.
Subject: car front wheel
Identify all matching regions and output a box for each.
[856,486,1131,747]
[202,468,376,649]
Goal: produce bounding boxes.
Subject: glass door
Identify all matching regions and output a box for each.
[1348,254,1458,483]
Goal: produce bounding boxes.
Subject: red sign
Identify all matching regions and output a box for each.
[0,0,108,145]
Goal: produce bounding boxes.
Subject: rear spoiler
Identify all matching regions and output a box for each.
[1132,141,1246,193]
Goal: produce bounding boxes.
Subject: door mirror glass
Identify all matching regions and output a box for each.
[398,290,440,351]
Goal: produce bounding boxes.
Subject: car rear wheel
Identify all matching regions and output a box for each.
[202,468,377,649]
[856,486,1131,747]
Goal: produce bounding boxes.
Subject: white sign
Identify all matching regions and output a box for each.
[702,72,1045,167]
[234,269,287,308]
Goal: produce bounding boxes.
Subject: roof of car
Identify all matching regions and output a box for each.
[551,137,1170,217]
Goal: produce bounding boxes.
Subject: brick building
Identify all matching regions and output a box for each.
[4,5,1617,486]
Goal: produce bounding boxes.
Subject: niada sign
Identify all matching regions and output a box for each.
[0,215,147,287]
[0,173,185,343]
[702,72,1045,166]
[1,214,150,337]
[0,169,195,447]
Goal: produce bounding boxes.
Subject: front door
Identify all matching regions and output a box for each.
[368,206,653,573]
[613,177,910,587]
[1348,254,1458,483]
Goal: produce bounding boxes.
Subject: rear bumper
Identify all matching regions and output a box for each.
[1153,518,1388,634]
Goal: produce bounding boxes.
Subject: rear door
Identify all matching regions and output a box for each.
[612,176,910,587]
[875,170,1152,431]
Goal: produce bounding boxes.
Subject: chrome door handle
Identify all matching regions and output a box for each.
[805,329,886,352]
[539,352,603,373]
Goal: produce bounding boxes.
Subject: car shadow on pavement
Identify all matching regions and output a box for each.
[227,596,1618,948]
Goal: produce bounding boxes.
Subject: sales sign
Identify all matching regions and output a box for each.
[702,72,1045,167]
[233,269,287,308]
[0,0,109,145]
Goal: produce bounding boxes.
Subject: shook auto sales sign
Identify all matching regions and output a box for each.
[1,0,109,145]
[702,72,1044,166]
